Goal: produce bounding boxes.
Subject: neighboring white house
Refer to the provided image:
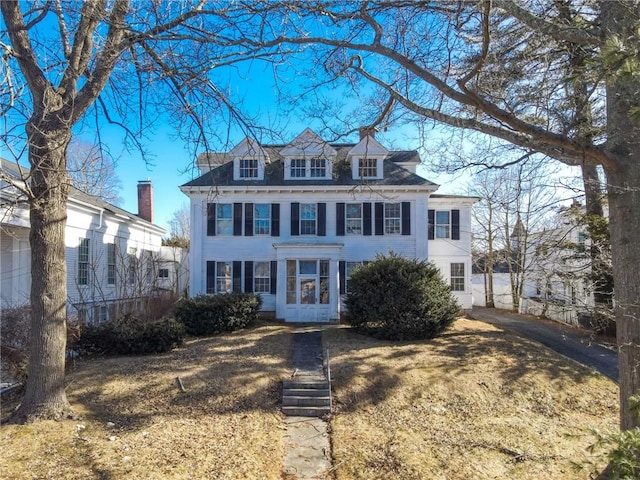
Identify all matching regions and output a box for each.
[1,159,167,324]
[157,245,190,298]
[180,128,477,323]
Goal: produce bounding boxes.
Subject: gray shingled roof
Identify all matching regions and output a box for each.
[184,145,437,188]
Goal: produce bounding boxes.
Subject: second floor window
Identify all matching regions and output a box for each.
[254,203,271,235]
[384,203,401,234]
[216,203,233,235]
[359,158,377,178]
[300,203,317,235]
[239,159,258,178]
[290,158,306,178]
[435,211,450,238]
[346,204,362,234]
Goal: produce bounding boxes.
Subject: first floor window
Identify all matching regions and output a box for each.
[384,203,401,234]
[127,248,137,285]
[254,203,271,235]
[450,263,465,291]
[254,262,270,293]
[239,158,258,178]
[158,268,169,278]
[107,243,116,285]
[216,203,233,235]
[346,204,362,234]
[217,262,232,293]
[436,211,451,239]
[78,238,89,285]
[345,261,363,293]
[286,260,296,304]
[300,203,317,235]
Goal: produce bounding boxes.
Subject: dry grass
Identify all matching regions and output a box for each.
[1,318,619,479]
[326,318,619,480]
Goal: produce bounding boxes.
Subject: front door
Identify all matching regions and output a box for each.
[287,259,330,322]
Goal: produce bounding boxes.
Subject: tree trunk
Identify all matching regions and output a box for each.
[601,0,640,430]
[10,121,74,423]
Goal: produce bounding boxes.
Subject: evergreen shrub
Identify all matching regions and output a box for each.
[173,293,262,336]
[345,253,460,340]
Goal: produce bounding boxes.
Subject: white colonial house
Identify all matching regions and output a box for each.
[1,159,167,324]
[180,128,477,323]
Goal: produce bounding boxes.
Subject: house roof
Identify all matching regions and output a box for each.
[183,145,437,189]
[1,158,165,233]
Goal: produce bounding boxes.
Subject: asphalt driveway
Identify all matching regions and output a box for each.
[470,307,619,382]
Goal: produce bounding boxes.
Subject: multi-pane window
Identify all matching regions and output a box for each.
[384,203,401,234]
[127,248,137,285]
[290,158,306,178]
[286,260,296,304]
[216,203,233,235]
[239,158,258,178]
[450,263,465,291]
[254,261,271,293]
[216,262,232,293]
[319,260,329,304]
[346,204,362,234]
[158,268,169,278]
[254,203,271,235]
[107,243,116,285]
[78,238,89,285]
[358,158,377,178]
[310,158,326,177]
[435,211,451,238]
[300,203,317,235]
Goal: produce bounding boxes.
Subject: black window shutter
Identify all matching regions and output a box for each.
[317,202,326,236]
[339,261,346,295]
[452,209,460,240]
[206,261,215,293]
[232,261,242,292]
[270,261,277,294]
[401,202,411,236]
[244,261,254,292]
[291,202,300,236]
[363,203,372,236]
[374,202,384,235]
[336,203,345,236]
[207,203,216,236]
[233,203,243,236]
[428,209,435,240]
[271,203,280,237]
[244,203,254,237]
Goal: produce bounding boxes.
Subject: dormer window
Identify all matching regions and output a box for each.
[358,157,378,178]
[239,159,258,178]
[286,157,331,179]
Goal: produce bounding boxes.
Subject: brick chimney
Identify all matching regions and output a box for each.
[137,180,154,223]
[359,126,377,140]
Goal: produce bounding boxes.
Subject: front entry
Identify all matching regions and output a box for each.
[286,259,331,322]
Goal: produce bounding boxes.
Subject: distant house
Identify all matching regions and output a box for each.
[180,128,478,323]
[1,159,167,324]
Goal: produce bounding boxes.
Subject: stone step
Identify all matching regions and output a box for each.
[282,395,331,407]
[282,406,331,417]
[283,388,331,397]
[283,379,330,390]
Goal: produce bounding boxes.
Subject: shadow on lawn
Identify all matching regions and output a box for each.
[65,323,292,430]
[325,321,604,414]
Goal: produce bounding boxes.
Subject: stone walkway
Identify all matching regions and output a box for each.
[283,326,332,479]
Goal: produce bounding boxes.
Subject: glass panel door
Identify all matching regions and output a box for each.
[300,278,317,304]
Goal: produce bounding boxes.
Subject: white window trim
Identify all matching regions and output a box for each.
[352,156,384,180]
[450,262,465,292]
[233,156,264,180]
[284,156,333,180]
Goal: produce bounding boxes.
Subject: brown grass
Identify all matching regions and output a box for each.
[1,318,619,479]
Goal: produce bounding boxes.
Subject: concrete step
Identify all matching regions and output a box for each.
[283,379,330,390]
[283,388,331,397]
[282,405,331,417]
[282,395,331,407]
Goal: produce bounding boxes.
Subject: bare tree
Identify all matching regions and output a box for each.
[0,1,277,423]
[164,203,190,249]
[66,140,123,205]
[209,0,640,430]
